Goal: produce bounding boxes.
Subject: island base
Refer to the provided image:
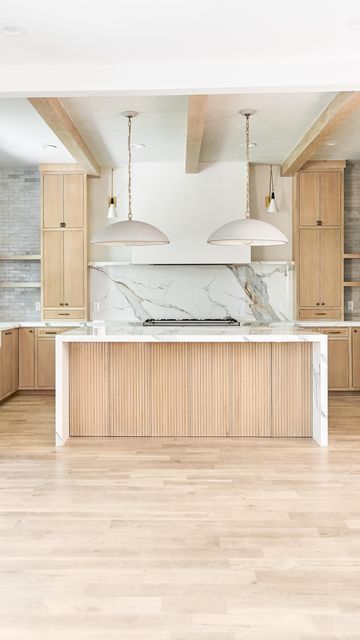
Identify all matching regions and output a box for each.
[63,341,316,439]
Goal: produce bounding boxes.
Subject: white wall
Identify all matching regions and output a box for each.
[250,164,292,261]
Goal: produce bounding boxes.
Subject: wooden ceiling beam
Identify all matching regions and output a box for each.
[185,95,208,173]
[28,97,101,177]
[281,92,360,177]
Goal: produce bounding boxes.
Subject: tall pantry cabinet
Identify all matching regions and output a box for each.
[40,167,89,320]
[293,161,345,320]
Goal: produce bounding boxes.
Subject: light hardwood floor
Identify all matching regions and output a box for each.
[0,393,360,639]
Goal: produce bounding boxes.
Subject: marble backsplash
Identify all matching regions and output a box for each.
[90,262,294,323]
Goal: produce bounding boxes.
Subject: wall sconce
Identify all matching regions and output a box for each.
[107,168,118,219]
[265,165,278,213]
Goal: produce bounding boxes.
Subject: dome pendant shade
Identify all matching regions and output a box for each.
[207,217,288,246]
[207,111,288,248]
[91,113,169,247]
[91,219,169,246]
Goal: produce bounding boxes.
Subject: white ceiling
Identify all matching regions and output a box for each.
[61,93,338,166]
[62,96,187,166]
[313,108,360,161]
[0,1,360,94]
[1,0,359,66]
[0,99,74,166]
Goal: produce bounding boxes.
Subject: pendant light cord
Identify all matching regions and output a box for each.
[127,116,133,221]
[245,114,250,219]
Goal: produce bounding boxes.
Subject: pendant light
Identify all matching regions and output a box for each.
[207,110,287,246]
[265,164,277,213]
[91,112,169,246]
[107,169,118,219]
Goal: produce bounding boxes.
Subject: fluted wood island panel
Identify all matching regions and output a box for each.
[69,341,312,437]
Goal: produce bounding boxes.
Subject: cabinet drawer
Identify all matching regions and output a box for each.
[43,309,86,320]
[37,328,67,339]
[320,328,349,339]
[299,308,342,320]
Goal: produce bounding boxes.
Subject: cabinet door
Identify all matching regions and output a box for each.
[64,175,84,228]
[0,330,17,398]
[43,174,63,228]
[298,229,320,307]
[320,229,342,308]
[299,172,320,226]
[328,339,350,390]
[63,230,84,308]
[19,328,35,389]
[352,328,360,389]
[320,172,341,227]
[43,230,64,307]
[36,340,55,388]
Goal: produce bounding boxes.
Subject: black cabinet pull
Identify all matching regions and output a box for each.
[60,222,66,228]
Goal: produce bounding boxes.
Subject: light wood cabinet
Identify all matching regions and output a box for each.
[351,328,360,389]
[18,327,67,391]
[0,329,19,399]
[298,170,342,227]
[43,231,63,308]
[36,339,56,389]
[322,329,351,390]
[43,174,63,228]
[294,161,345,320]
[19,328,36,389]
[43,173,85,229]
[41,168,88,320]
[298,228,342,311]
[63,230,85,307]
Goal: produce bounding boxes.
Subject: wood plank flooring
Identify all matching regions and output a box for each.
[0,392,359,639]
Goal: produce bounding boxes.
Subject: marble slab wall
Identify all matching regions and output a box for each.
[90,262,294,323]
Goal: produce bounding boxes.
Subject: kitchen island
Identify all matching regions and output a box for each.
[56,324,327,446]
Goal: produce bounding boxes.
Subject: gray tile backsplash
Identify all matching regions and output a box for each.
[0,168,41,320]
[345,163,360,317]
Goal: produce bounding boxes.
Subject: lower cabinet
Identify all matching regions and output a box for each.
[351,328,360,389]
[18,327,66,391]
[321,328,351,390]
[36,339,56,388]
[0,329,19,400]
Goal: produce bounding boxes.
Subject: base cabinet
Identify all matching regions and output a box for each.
[18,327,67,392]
[19,328,36,388]
[351,328,360,389]
[328,339,350,390]
[36,340,56,388]
[319,327,360,391]
[0,329,19,400]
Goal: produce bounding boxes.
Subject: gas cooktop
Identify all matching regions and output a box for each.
[143,318,240,327]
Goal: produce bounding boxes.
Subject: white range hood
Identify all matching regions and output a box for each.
[124,162,251,264]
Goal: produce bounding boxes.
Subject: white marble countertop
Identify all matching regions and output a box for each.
[0,321,86,331]
[56,322,326,343]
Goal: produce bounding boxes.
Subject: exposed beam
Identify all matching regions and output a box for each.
[28,97,101,177]
[281,92,360,177]
[185,95,208,173]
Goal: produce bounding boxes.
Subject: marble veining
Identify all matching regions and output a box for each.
[90,262,294,322]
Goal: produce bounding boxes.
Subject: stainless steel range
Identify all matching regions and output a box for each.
[143,317,240,327]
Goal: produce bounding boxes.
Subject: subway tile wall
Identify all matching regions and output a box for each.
[0,168,41,320]
[344,162,360,318]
